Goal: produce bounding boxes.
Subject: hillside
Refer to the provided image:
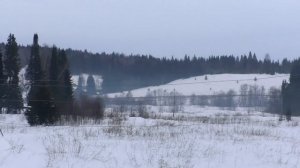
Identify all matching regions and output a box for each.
[109,74,289,97]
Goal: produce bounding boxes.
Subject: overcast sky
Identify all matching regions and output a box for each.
[1,0,300,59]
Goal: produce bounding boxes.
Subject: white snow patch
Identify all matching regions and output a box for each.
[0,137,9,151]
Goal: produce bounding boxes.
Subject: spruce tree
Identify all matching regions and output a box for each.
[49,47,61,115]
[282,60,300,118]
[49,47,60,100]
[26,34,43,81]
[27,83,56,125]
[60,50,73,117]
[25,34,57,126]
[63,69,73,101]
[63,69,73,118]
[49,47,59,83]
[49,48,73,117]
[4,34,23,114]
[58,50,73,101]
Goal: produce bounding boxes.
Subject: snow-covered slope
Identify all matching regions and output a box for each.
[71,74,102,91]
[109,74,289,97]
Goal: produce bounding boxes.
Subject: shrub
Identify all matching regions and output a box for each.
[73,95,105,122]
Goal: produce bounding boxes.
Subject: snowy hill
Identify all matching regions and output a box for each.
[109,74,289,97]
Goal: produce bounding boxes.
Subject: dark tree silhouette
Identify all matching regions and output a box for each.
[3,34,23,114]
[49,48,73,118]
[282,59,300,119]
[26,84,56,125]
[25,34,57,126]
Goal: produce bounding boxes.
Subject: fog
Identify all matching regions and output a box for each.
[1,0,300,59]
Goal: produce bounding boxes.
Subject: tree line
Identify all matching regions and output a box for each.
[69,51,293,93]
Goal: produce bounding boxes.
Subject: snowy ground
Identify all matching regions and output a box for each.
[1,106,300,168]
[108,74,289,97]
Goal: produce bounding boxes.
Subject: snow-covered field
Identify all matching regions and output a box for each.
[0,73,297,168]
[109,74,289,97]
[1,106,300,168]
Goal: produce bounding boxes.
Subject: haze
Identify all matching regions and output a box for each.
[1,0,300,59]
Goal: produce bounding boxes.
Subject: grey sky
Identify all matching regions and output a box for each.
[1,0,300,60]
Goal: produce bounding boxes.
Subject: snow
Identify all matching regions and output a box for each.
[18,66,30,103]
[1,106,300,168]
[0,137,9,151]
[109,73,289,97]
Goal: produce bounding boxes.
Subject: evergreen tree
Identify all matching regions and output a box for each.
[282,60,300,118]
[63,69,73,101]
[4,34,23,114]
[49,48,73,117]
[59,50,73,114]
[25,34,57,125]
[87,75,96,95]
[49,46,59,98]
[49,47,59,82]
[51,49,73,99]
[26,34,43,81]
[26,84,56,125]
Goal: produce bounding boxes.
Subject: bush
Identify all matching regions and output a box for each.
[138,103,149,119]
[73,95,105,122]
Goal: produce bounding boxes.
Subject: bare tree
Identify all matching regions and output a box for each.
[266,87,282,114]
[239,84,248,107]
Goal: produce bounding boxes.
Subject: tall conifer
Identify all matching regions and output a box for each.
[4,34,23,114]
[49,48,73,117]
[25,34,56,125]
